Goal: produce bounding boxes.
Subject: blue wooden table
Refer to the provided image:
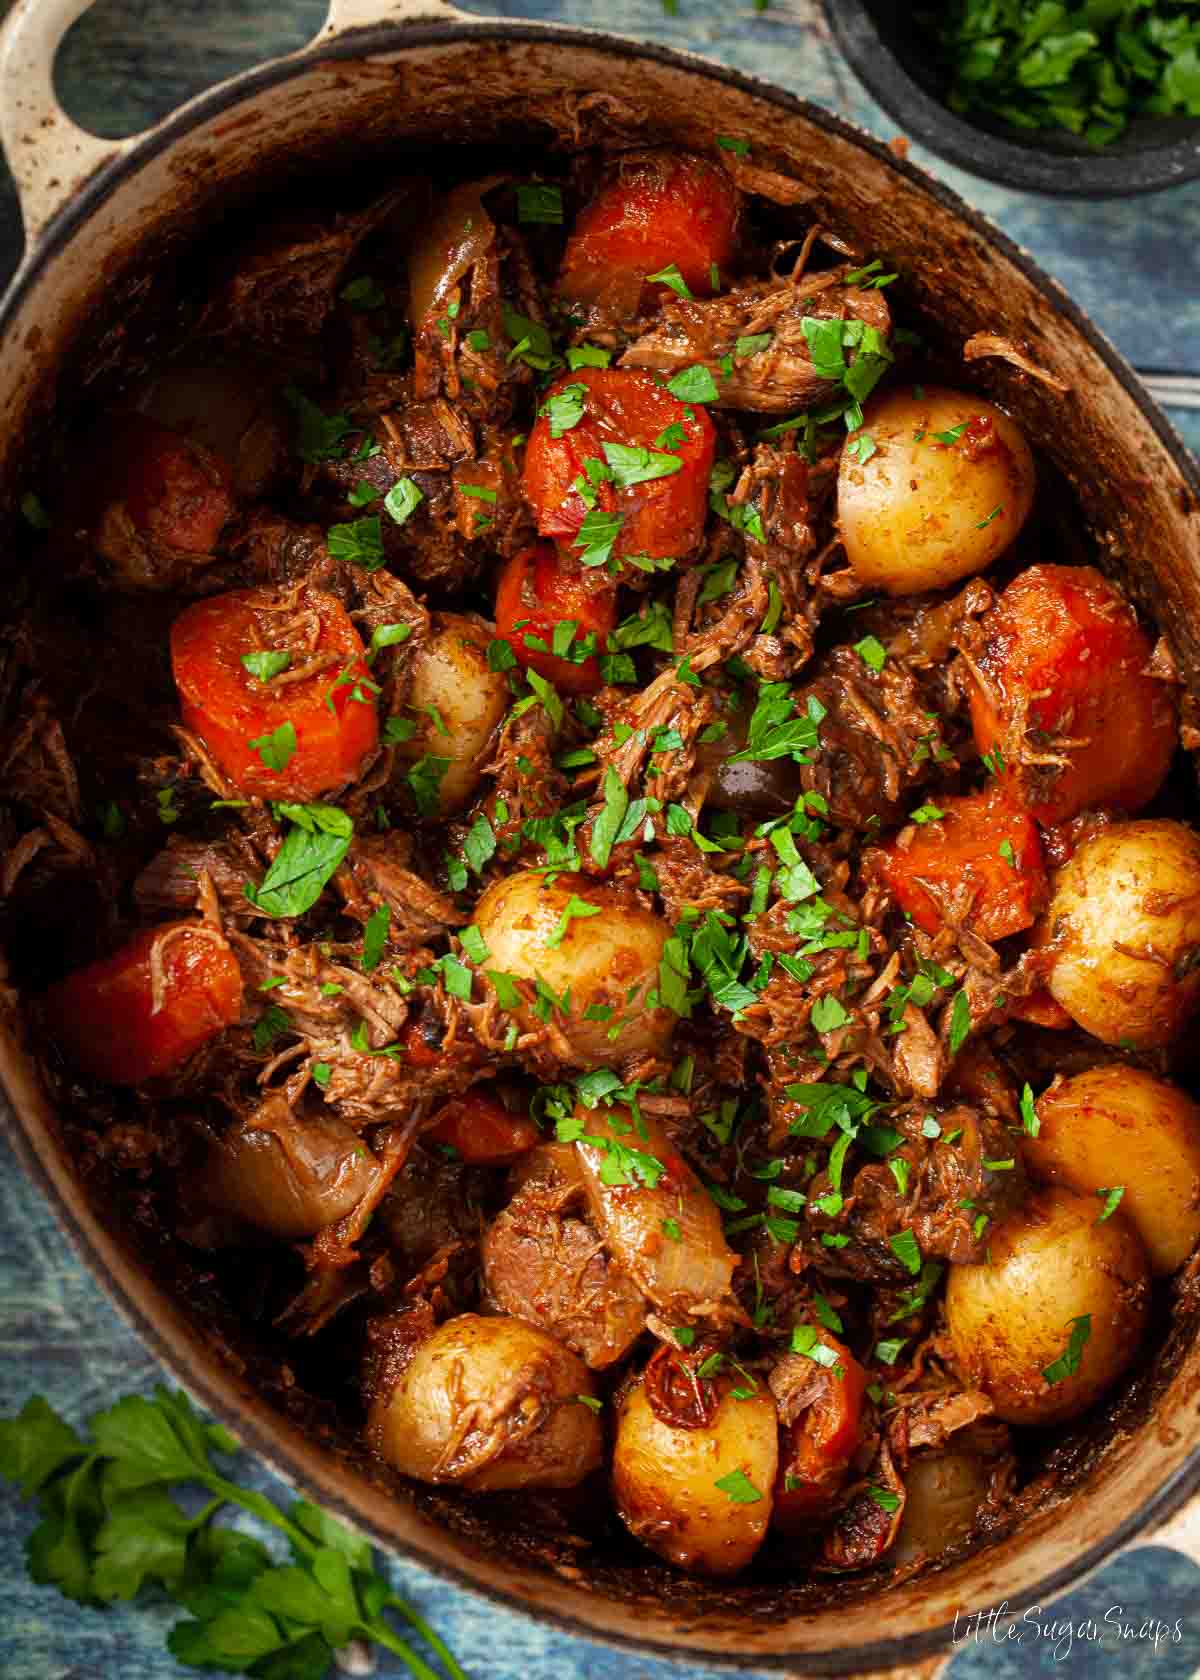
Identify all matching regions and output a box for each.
[1,3,1199,1677]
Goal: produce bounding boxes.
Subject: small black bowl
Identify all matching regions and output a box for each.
[822,0,1200,197]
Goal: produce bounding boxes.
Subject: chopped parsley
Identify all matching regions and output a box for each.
[646,263,694,300]
[1043,1314,1092,1385]
[248,721,296,773]
[714,1469,763,1504]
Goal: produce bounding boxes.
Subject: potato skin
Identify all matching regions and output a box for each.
[891,1451,993,1566]
[1029,1066,1200,1276]
[945,1184,1149,1426]
[472,869,675,1065]
[612,1375,778,1574]
[838,387,1034,596]
[367,1313,602,1491]
[1038,820,1200,1049]
[390,613,508,813]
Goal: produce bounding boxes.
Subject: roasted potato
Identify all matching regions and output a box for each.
[367,1313,602,1491]
[1028,1065,1200,1275]
[891,1451,993,1566]
[471,869,675,1065]
[945,1185,1149,1426]
[612,1373,778,1574]
[1037,820,1200,1048]
[838,386,1035,596]
[390,612,508,814]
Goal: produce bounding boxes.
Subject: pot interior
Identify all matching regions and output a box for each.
[2,23,1200,1671]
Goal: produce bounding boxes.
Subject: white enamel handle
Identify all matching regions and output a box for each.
[0,0,138,246]
[0,0,473,248]
[318,0,471,38]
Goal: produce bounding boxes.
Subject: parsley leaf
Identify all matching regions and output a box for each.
[248,721,297,773]
[240,650,291,683]
[361,905,390,973]
[327,515,385,570]
[517,182,563,223]
[730,683,825,764]
[546,894,602,947]
[247,804,353,919]
[541,382,587,438]
[646,263,694,300]
[1043,1314,1092,1385]
[384,477,423,526]
[714,1469,762,1504]
[573,509,623,569]
[0,1386,466,1678]
[601,441,684,488]
[666,364,720,404]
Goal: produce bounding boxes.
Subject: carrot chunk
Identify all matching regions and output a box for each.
[494,541,617,694]
[424,1090,540,1164]
[968,563,1175,824]
[559,150,738,315]
[523,366,715,572]
[876,787,1048,942]
[44,922,243,1085]
[171,585,378,800]
[773,1332,867,1531]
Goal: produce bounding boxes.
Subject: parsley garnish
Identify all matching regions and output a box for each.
[854,634,887,673]
[714,1469,763,1504]
[246,803,353,919]
[666,365,720,404]
[1096,1185,1125,1222]
[405,755,450,818]
[0,1387,468,1679]
[327,515,385,570]
[573,509,623,569]
[601,442,684,488]
[730,683,825,764]
[646,263,694,300]
[516,182,563,223]
[541,382,587,438]
[249,721,297,773]
[1043,1314,1092,1385]
[241,650,291,683]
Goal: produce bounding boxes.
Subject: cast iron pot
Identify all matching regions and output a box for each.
[1,1,1200,1672]
[822,0,1200,198]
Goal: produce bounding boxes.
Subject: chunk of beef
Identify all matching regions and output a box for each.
[794,644,955,832]
[482,1144,646,1368]
[805,1102,1025,1280]
[621,271,890,413]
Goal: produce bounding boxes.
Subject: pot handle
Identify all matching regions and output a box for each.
[319,0,473,34]
[0,0,475,249]
[0,0,142,247]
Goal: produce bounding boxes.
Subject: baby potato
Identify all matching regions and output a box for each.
[390,612,508,813]
[945,1185,1149,1427]
[472,869,675,1066]
[1029,1066,1200,1276]
[890,1451,993,1567]
[367,1313,602,1491]
[612,1373,778,1575]
[1038,820,1200,1049]
[838,386,1035,596]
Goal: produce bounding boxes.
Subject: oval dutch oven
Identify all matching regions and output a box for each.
[1,1,1199,1673]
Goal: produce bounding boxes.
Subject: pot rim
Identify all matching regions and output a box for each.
[3,17,1200,1672]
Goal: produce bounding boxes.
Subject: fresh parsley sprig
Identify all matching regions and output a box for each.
[0,1385,467,1680]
